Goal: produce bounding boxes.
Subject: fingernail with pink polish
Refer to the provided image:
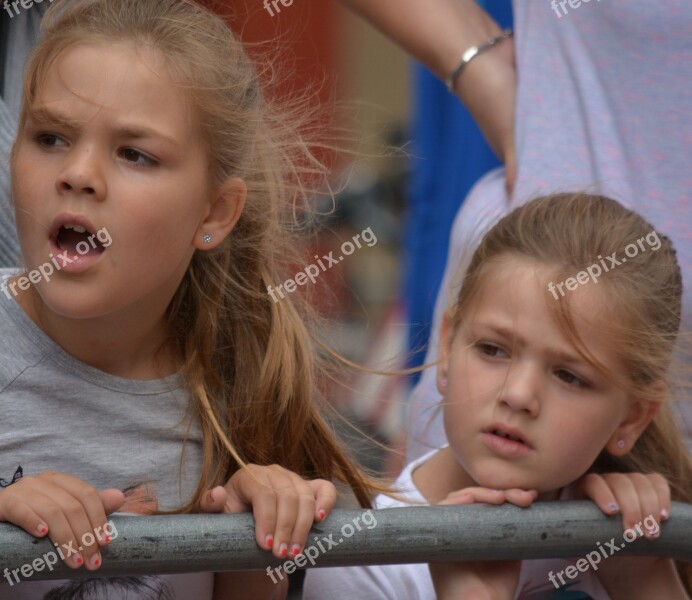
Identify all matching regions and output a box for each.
[265,534,274,549]
[37,523,48,535]
[317,509,326,521]
[279,543,288,557]
[291,544,301,556]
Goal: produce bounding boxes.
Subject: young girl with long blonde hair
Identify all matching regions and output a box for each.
[305,193,692,599]
[0,0,380,597]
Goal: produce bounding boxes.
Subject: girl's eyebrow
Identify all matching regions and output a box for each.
[27,107,179,149]
[29,107,79,130]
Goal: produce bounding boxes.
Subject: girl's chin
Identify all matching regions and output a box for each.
[31,287,112,321]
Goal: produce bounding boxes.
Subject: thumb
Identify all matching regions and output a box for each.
[199,486,228,513]
[99,488,126,515]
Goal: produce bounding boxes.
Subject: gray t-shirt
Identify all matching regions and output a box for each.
[0,270,213,597]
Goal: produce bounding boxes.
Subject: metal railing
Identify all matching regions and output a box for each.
[1,501,691,581]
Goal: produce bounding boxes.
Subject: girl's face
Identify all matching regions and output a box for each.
[11,41,240,321]
[438,258,655,496]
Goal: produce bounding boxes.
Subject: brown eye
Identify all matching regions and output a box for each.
[120,148,157,167]
[556,369,588,388]
[477,343,507,358]
[35,133,65,147]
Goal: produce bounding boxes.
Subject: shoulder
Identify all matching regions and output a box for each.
[0,279,49,391]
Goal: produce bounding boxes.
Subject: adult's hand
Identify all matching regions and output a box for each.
[338,0,517,198]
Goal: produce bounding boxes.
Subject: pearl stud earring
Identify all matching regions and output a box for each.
[440,378,448,388]
[617,439,626,449]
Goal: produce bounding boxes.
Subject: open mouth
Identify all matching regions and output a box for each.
[490,429,526,444]
[54,223,106,257]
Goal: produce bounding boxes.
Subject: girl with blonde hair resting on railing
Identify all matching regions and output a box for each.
[0,0,387,598]
[305,193,692,599]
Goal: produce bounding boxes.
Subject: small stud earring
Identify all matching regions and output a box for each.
[617,439,626,449]
[203,234,212,244]
[440,378,448,388]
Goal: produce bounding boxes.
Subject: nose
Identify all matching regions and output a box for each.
[56,146,106,200]
[497,360,541,417]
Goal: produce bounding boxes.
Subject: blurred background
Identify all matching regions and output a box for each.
[221,0,414,481]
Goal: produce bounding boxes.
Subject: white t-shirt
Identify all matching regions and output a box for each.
[303,449,610,600]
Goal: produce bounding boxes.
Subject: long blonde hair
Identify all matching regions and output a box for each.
[17,0,381,509]
[448,193,692,589]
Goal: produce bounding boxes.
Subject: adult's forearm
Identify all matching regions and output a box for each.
[337,0,501,81]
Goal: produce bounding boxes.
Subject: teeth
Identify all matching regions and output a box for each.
[63,224,87,233]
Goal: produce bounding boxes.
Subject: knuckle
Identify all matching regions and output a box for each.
[0,493,23,514]
[44,503,66,522]
[63,499,85,521]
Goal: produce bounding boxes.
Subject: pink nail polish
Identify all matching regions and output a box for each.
[279,543,288,557]
[661,508,669,519]
[74,555,83,566]
[265,535,274,549]
[291,544,301,556]
[317,509,326,521]
[37,524,48,535]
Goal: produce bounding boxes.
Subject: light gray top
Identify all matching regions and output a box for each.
[0,270,213,597]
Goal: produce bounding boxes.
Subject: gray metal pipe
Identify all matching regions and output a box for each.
[0,501,690,581]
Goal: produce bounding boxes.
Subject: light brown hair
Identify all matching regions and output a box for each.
[16,0,380,509]
[448,193,692,589]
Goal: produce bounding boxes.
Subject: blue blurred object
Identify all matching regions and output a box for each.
[403,0,513,383]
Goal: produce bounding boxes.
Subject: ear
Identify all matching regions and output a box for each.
[605,381,666,456]
[436,311,454,395]
[193,177,247,250]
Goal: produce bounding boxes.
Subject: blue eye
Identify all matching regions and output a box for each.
[120,148,158,167]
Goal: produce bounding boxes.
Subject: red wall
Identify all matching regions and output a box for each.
[200,0,338,106]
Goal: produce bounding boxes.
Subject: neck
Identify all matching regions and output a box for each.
[412,447,477,503]
[16,284,180,380]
